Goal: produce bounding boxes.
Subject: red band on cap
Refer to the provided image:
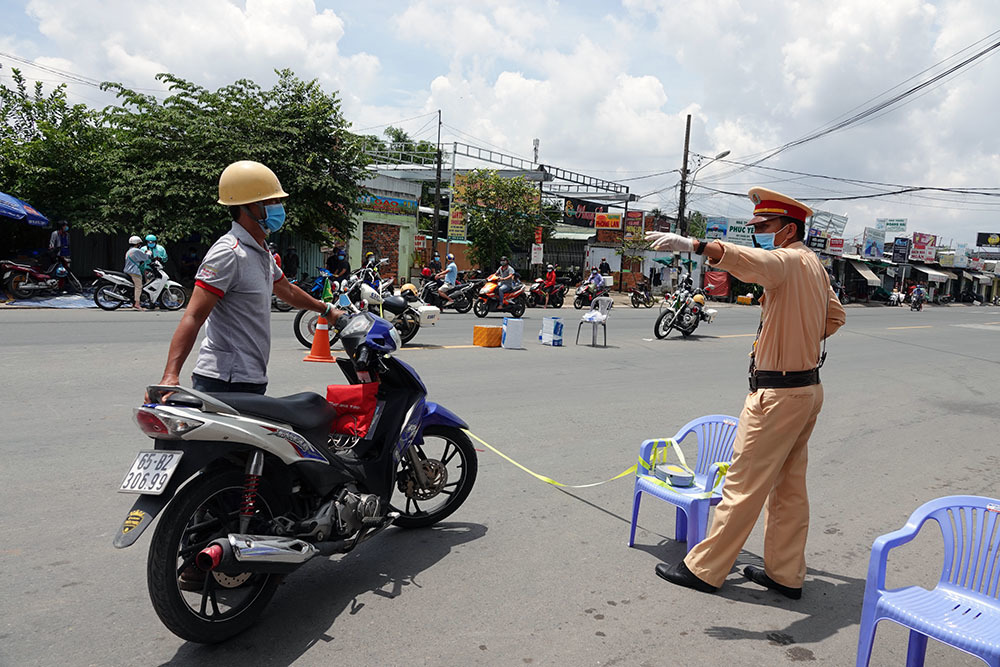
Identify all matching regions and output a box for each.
[753,198,808,223]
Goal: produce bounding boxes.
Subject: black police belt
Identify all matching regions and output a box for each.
[749,368,820,391]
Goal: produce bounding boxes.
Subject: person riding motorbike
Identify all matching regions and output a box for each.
[436,252,458,306]
[325,248,350,285]
[124,235,150,311]
[144,234,168,263]
[911,283,927,310]
[586,267,605,292]
[495,256,516,306]
[543,263,557,307]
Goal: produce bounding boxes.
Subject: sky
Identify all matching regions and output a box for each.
[2,0,999,245]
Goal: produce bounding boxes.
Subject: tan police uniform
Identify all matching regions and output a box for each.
[683,188,846,589]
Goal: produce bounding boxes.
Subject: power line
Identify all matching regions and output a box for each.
[352,110,438,133]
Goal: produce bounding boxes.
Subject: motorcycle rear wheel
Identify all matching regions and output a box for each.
[391,426,478,529]
[654,308,676,339]
[94,282,125,310]
[160,285,188,311]
[509,296,526,319]
[395,310,420,345]
[473,299,489,318]
[147,469,283,644]
[7,274,33,299]
[550,293,564,309]
[630,293,641,308]
[573,296,584,309]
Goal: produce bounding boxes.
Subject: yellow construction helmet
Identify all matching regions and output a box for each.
[217,161,288,206]
[401,283,418,298]
[692,294,706,305]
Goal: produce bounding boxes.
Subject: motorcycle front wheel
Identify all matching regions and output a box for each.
[391,426,478,528]
[644,295,654,308]
[453,294,473,314]
[160,285,188,311]
[630,293,641,308]
[473,299,489,318]
[654,308,676,339]
[293,309,342,349]
[573,296,584,309]
[146,469,284,644]
[94,282,126,310]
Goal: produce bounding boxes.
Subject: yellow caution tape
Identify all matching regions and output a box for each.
[638,438,730,499]
[464,430,637,488]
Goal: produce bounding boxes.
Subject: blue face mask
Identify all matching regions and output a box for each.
[259,203,285,233]
[752,224,790,251]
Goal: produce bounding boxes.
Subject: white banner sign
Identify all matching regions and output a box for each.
[876,218,908,233]
[530,243,543,264]
[727,221,753,247]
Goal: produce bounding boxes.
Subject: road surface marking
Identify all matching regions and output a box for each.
[886,325,933,330]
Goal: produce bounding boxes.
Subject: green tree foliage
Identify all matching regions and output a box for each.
[100,69,368,242]
[0,67,111,225]
[687,210,707,239]
[457,168,543,270]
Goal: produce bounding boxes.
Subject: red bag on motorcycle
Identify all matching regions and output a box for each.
[326,383,380,437]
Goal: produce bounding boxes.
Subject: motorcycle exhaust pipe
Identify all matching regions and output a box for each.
[196,534,318,574]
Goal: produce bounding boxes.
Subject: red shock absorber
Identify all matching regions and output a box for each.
[240,474,261,518]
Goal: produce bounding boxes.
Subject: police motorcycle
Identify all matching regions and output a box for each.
[113,301,478,643]
[92,259,188,311]
[293,262,439,349]
[653,274,717,339]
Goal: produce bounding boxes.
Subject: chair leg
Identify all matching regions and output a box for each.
[576,322,582,345]
[854,614,878,667]
[904,630,927,667]
[674,507,688,542]
[602,323,607,347]
[628,491,642,547]
[685,503,711,553]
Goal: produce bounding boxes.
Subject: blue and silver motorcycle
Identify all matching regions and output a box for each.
[112,305,477,643]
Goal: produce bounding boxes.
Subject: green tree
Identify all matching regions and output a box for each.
[0,67,112,226]
[457,168,543,270]
[100,69,369,242]
[687,210,707,239]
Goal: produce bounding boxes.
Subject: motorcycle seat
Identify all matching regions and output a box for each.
[210,391,337,432]
[101,269,133,279]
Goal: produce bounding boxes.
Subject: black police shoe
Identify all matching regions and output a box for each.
[654,560,718,593]
[742,565,802,599]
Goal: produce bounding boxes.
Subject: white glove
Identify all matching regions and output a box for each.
[645,231,694,252]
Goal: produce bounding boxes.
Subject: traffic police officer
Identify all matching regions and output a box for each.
[154,160,343,395]
[646,187,846,599]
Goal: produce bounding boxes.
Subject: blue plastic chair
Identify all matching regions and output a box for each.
[856,495,1000,667]
[628,415,739,553]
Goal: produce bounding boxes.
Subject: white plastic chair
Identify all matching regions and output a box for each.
[576,296,612,347]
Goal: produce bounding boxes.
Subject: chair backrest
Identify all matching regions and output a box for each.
[916,495,1000,598]
[592,296,613,317]
[673,414,740,475]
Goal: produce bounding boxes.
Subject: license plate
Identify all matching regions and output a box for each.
[118,450,183,495]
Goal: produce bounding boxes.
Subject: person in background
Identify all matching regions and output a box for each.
[144,234,168,263]
[326,247,350,284]
[543,263,557,308]
[428,251,442,273]
[124,235,149,311]
[49,221,70,265]
[283,246,299,282]
[599,257,611,275]
[494,256,516,305]
[436,252,458,305]
[268,242,282,269]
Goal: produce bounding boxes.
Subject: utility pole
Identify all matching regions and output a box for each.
[676,113,692,285]
[431,109,442,264]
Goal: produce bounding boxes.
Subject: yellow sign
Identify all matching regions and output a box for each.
[595,213,622,229]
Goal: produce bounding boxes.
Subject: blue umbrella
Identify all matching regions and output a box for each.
[0,191,50,227]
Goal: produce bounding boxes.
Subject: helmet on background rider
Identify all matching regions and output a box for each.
[145,234,158,247]
[547,264,554,271]
[129,235,143,246]
[446,253,454,261]
[500,256,509,265]
[268,242,277,252]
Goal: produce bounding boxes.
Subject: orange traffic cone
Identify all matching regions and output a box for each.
[304,315,337,363]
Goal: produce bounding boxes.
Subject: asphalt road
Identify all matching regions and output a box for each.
[2,301,999,666]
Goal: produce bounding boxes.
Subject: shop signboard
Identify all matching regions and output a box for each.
[938,252,954,267]
[970,256,984,271]
[976,232,1000,247]
[594,213,622,229]
[448,173,469,242]
[624,211,643,240]
[531,243,543,264]
[705,217,728,240]
[891,237,910,264]
[955,243,969,268]
[534,227,543,244]
[806,235,828,252]
[827,237,845,255]
[563,197,607,226]
[414,234,427,251]
[908,232,937,262]
[359,194,418,216]
[862,227,885,260]
[727,221,753,247]
[876,218,907,233]
[810,210,848,236]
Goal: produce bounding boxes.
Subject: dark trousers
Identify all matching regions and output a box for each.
[192,373,267,395]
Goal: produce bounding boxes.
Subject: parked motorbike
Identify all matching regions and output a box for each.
[573,282,610,310]
[2,255,83,298]
[473,273,527,318]
[526,279,566,308]
[113,307,478,643]
[92,260,187,311]
[654,276,716,339]
[294,271,438,349]
[415,277,478,313]
[630,281,655,308]
[888,289,904,306]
